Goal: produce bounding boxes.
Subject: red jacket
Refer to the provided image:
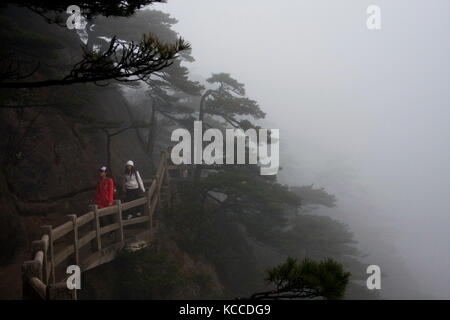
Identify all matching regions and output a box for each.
[95,177,114,208]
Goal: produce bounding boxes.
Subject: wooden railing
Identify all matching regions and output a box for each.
[21,151,173,300]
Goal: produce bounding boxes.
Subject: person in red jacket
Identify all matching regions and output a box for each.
[95,166,114,209]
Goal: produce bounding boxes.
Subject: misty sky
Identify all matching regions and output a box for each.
[156,0,450,298]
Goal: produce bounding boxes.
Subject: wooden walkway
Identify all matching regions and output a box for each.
[21,151,184,300]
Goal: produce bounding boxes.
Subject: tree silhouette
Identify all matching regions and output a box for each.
[1,2,190,90]
[291,184,337,208]
[0,35,189,88]
[248,257,350,300]
[193,73,266,180]
[143,59,203,159]
[198,167,301,234]
[199,73,265,128]
[99,10,204,162]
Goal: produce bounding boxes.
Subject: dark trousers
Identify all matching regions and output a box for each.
[125,188,140,218]
[126,188,139,202]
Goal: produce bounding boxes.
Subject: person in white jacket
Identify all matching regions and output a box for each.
[122,160,145,219]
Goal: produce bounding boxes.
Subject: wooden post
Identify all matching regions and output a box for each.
[165,164,172,209]
[31,237,47,284]
[114,200,124,243]
[41,234,49,285]
[147,185,153,231]
[67,215,79,266]
[144,188,151,216]
[23,260,42,280]
[155,175,161,205]
[41,225,55,284]
[22,260,43,300]
[28,277,47,300]
[92,205,102,251]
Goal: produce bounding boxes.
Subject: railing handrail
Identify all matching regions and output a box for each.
[22,150,172,300]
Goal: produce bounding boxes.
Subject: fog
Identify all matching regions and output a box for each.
[157,0,450,298]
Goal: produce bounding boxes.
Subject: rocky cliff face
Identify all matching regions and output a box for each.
[80,223,224,300]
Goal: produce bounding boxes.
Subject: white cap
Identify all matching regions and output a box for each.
[126,160,134,167]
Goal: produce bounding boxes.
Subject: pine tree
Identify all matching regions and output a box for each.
[248,257,350,300]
